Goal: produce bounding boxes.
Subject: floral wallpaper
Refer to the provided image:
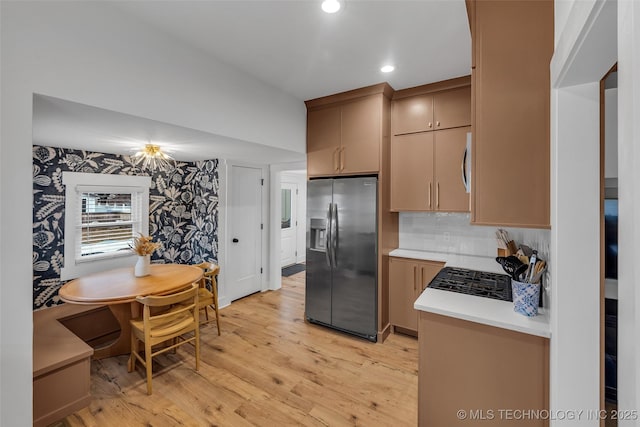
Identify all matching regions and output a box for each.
[32,145,219,310]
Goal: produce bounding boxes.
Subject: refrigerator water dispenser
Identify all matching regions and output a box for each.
[309,218,327,252]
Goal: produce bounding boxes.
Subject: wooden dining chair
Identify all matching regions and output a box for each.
[193,262,221,335]
[128,283,200,395]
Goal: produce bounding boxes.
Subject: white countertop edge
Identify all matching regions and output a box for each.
[415,288,551,338]
[390,248,449,263]
[389,249,505,275]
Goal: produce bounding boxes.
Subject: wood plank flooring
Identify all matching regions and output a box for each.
[60,271,418,426]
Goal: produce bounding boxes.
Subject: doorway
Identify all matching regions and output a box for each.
[280,182,298,268]
[226,165,263,301]
[601,66,618,425]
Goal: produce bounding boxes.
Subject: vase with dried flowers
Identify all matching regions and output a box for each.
[130,234,161,277]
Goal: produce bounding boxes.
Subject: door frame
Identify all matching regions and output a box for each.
[218,159,268,307]
[268,161,307,291]
[550,0,629,421]
[280,181,298,268]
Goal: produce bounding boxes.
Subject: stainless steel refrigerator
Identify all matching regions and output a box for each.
[305,177,377,342]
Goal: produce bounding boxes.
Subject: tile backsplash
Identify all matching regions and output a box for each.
[399,212,552,307]
[399,212,550,262]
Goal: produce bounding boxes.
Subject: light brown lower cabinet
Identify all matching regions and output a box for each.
[418,311,549,426]
[389,257,443,333]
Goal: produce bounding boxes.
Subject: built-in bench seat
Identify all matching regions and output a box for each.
[33,303,119,427]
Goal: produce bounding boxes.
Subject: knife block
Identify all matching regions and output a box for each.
[497,240,517,257]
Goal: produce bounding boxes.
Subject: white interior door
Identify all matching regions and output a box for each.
[281,182,297,267]
[227,165,262,301]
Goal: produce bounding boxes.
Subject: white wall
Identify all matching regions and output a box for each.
[3,3,306,153]
[550,0,620,425]
[551,83,601,424]
[0,2,305,425]
[616,0,640,422]
[554,0,574,47]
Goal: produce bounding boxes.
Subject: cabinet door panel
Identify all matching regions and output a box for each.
[434,127,471,212]
[419,312,549,426]
[417,261,444,293]
[391,133,434,211]
[472,0,552,227]
[307,107,340,177]
[433,86,471,130]
[392,94,433,135]
[340,96,380,174]
[389,258,418,332]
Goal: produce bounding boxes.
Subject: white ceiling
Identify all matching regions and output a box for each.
[33,1,471,164]
[33,94,306,163]
[115,0,472,101]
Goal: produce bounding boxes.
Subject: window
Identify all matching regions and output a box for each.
[79,191,139,259]
[60,172,151,280]
[281,188,292,229]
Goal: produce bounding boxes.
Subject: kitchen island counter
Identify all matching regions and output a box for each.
[389,249,551,338]
[415,287,550,338]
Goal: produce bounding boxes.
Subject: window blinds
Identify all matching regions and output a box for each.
[75,189,144,262]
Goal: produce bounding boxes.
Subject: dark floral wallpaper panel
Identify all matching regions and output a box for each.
[32,145,218,310]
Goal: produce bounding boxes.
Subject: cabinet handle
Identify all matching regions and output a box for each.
[340,147,345,171]
[436,121,440,127]
[436,182,440,208]
[461,146,469,191]
[333,148,340,172]
[413,266,417,291]
[428,182,432,208]
[428,122,433,128]
[421,267,426,291]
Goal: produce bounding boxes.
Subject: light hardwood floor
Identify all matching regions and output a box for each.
[60,271,418,426]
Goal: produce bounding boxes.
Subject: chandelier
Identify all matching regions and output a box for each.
[132,144,175,172]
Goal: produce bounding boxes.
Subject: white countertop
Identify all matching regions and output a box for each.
[389,249,551,338]
[414,288,550,338]
[389,249,505,275]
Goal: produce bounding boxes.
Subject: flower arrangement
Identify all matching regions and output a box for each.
[130,233,161,256]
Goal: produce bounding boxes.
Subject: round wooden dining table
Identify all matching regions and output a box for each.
[59,264,203,359]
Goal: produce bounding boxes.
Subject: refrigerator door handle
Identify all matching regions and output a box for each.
[325,203,333,267]
[331,203,338,267]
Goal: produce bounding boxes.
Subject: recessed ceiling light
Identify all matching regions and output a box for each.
[381,65,395,73]
[322,0,341,14]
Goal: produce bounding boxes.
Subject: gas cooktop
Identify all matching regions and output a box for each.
[428,267,512,301]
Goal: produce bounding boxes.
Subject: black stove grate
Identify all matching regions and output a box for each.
[428,267,512,301]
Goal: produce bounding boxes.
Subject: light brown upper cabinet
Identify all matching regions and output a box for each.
[340,96,381,175]
[469,0,552,228]
[434,127,471,212]
[391,132,434,210]
[391,126,470,212]
[307,106,341,177]
[306,84,393,178]
[392,85,471,135]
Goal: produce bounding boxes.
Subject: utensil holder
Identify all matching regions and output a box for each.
[512,280,540,317]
